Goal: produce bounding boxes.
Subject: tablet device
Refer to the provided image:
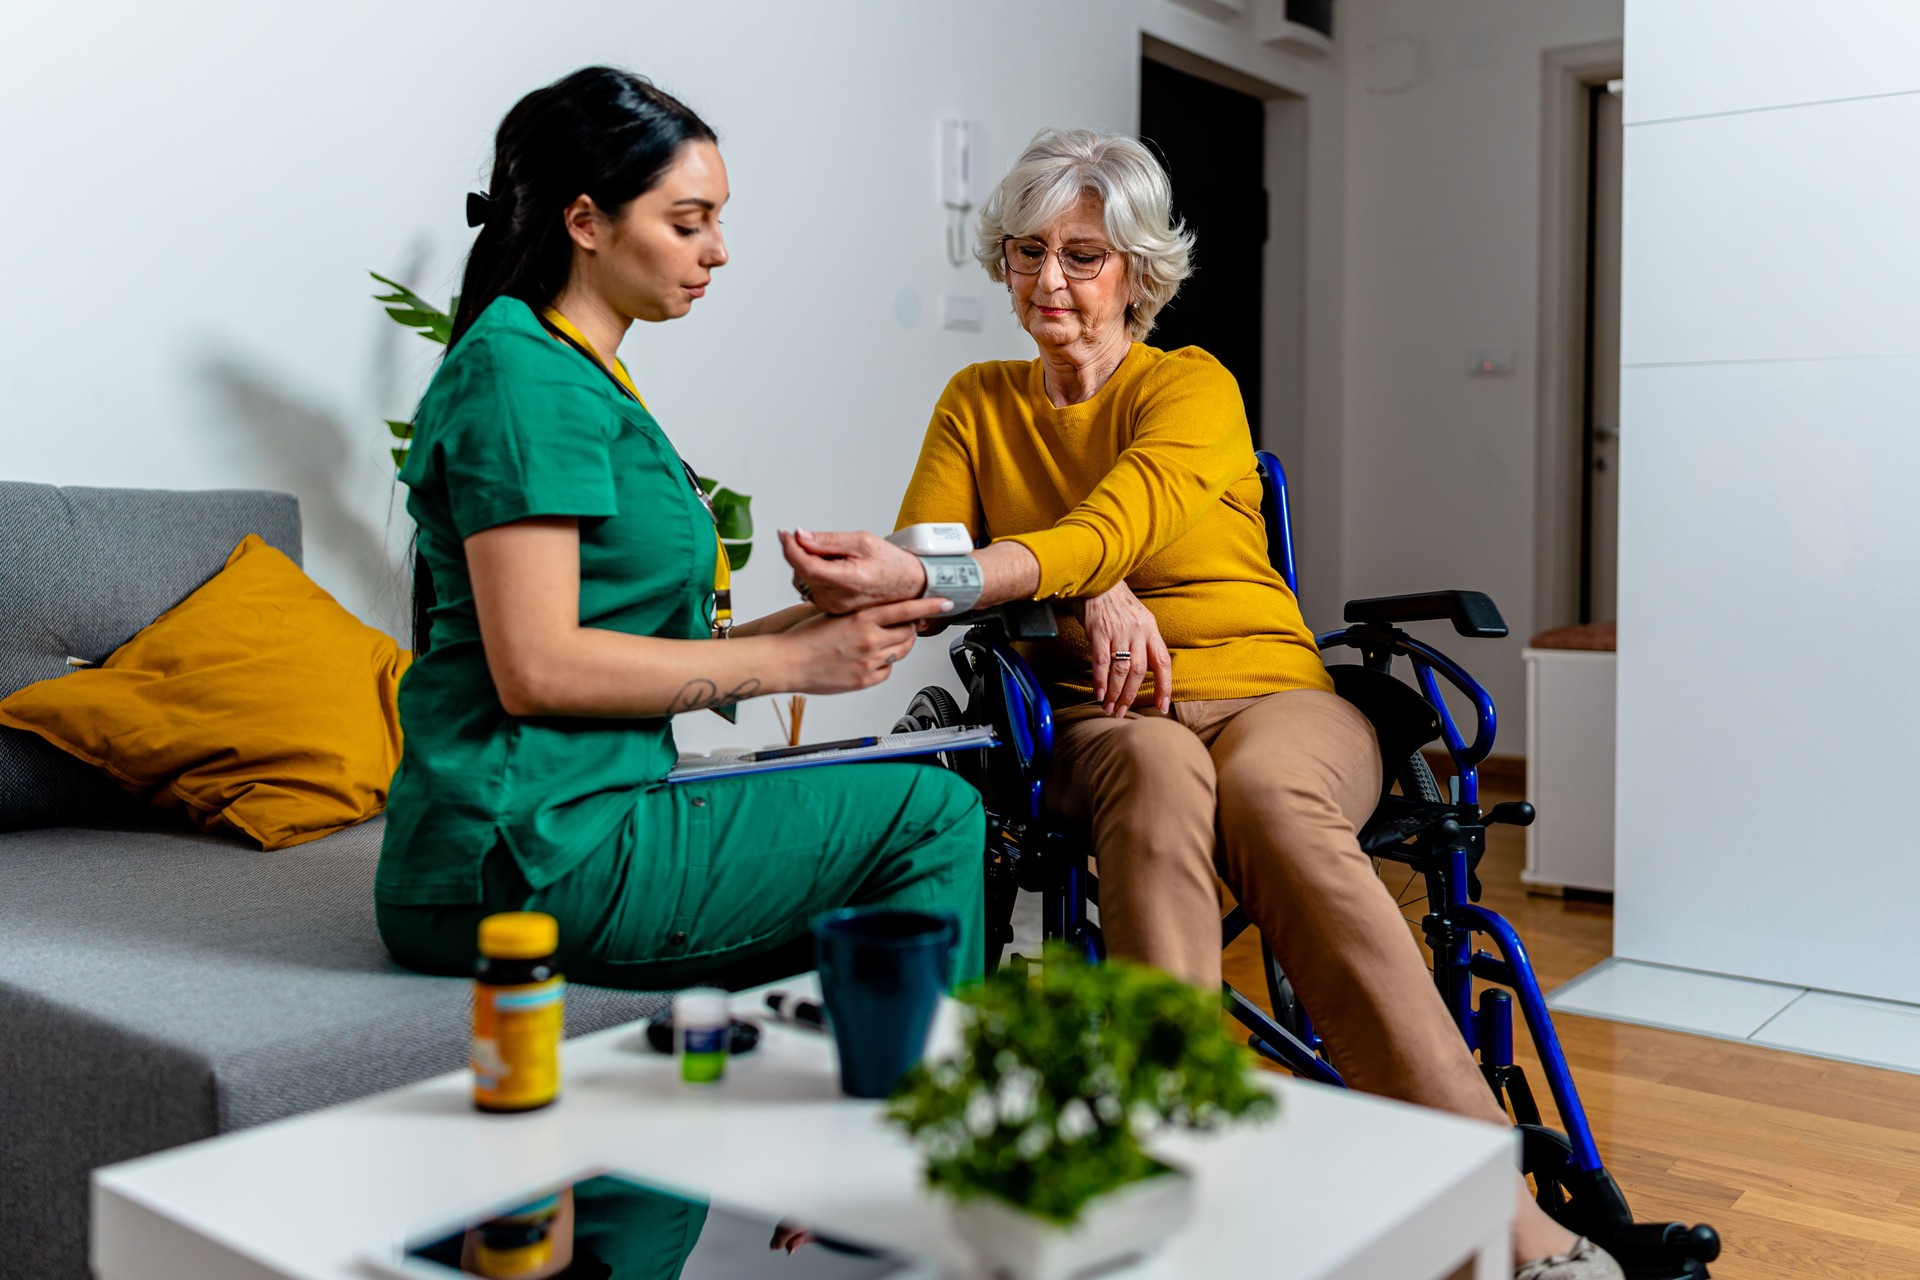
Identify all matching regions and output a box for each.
[369,1169,938,1280]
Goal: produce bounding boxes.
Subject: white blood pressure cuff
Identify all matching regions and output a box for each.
[919,555,984,613]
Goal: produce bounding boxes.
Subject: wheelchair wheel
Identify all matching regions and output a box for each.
[894,685,976,785]
[1394,751,1446,803]
[893,685,963,734]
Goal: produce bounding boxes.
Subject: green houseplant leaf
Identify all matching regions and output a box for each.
[370,272,453,345]
[698,476,753,570]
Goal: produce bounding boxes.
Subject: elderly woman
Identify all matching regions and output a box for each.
[784,129,1619,1280]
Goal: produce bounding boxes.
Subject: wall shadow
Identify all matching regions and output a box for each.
[195,352,406,634]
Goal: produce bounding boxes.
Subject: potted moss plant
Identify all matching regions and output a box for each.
[886,945,1276,1280]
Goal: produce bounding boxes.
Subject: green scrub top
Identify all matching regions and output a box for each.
[378,296,717,905]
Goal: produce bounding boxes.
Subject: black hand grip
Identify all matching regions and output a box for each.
[1485,801,1535,828]
[1606,1222,1721,1265]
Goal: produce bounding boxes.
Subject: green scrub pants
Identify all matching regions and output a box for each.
[377,762,985,990]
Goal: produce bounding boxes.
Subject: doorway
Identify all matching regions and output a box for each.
[1534,41,1624,632]
[1139,56,1268,441]
[1581,82,1623,623]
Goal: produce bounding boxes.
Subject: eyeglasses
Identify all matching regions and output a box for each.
[1000,236,1116,281]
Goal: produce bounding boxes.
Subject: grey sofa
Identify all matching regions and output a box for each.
[0,484,669,1280]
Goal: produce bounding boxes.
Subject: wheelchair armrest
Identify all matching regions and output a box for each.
[1342,590,1508,639]
[951,600,1059,641]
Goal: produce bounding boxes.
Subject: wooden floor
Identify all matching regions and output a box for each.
[1221,775,1920,1279]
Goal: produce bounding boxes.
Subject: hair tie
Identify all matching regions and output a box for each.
[465,191,495,228]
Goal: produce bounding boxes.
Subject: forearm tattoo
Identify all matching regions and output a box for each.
[668,677,762,713]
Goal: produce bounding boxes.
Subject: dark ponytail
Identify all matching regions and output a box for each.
[450,66,716,347]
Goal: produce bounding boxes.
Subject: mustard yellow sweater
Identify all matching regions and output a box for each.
[896,344,1331,704]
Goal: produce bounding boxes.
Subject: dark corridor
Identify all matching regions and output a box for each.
[1139,56,1268,440]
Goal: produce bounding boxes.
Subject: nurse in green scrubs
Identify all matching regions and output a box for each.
[376,67,984,989]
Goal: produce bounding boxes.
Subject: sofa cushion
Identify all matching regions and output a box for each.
[0,816,668,1280]
[0,483,303,830]
[0,535,410,849]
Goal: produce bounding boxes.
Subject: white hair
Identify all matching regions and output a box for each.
[974,128,1195,342]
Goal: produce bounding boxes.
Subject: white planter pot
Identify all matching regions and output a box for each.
[947,1166,1194,1280]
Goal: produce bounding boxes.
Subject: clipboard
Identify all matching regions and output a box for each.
[665,725,996,783]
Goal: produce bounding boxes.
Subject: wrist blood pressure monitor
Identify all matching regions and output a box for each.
[888,523,984,613]
[884,523,973,555]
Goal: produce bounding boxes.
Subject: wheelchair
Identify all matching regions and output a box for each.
[893,451,1721,1280]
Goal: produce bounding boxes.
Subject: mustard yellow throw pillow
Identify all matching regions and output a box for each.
[0,535,410,849]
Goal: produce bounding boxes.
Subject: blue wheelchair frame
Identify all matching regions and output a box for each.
[920,452,1719,1279]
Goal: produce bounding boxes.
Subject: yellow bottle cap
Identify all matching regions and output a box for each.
[478,912,558,960]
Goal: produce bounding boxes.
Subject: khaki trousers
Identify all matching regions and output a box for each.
[1049,689,1508,1124]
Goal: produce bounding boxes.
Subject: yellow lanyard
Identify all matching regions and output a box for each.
[538,308,732,637]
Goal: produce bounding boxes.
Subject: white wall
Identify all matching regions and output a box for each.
[0,0,1341,752]
[1615,1,1920,1001]
[1337,0,1622,753]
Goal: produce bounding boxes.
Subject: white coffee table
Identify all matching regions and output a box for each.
[93,978,1517,1280]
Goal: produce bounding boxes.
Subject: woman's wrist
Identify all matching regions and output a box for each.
[966,541,1043,611]
[761,631,804,696]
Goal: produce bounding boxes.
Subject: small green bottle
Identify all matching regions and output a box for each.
[676,988,729,1084]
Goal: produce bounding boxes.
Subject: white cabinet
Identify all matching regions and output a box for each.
[1523,645,1617,894]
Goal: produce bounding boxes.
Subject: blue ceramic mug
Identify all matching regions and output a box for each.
[812,907,958,1099]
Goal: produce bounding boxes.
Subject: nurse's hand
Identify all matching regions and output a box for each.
[781,529,928,615]
[783,596,953,693]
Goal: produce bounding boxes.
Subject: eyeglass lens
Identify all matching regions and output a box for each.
[1003,238,1111,281]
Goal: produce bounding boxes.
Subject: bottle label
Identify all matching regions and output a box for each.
[681,1021,728,1083]
[473,978,564,1109]
[682,1024,727,1056]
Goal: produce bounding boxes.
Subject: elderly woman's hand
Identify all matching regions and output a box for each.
[780,528,927,615]
[1078,581,1171,717]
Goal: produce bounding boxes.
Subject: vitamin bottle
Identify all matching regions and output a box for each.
[473,912,564,1112]
[676,987,731,1084]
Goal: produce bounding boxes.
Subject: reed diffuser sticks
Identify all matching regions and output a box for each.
[774,695,807,747]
